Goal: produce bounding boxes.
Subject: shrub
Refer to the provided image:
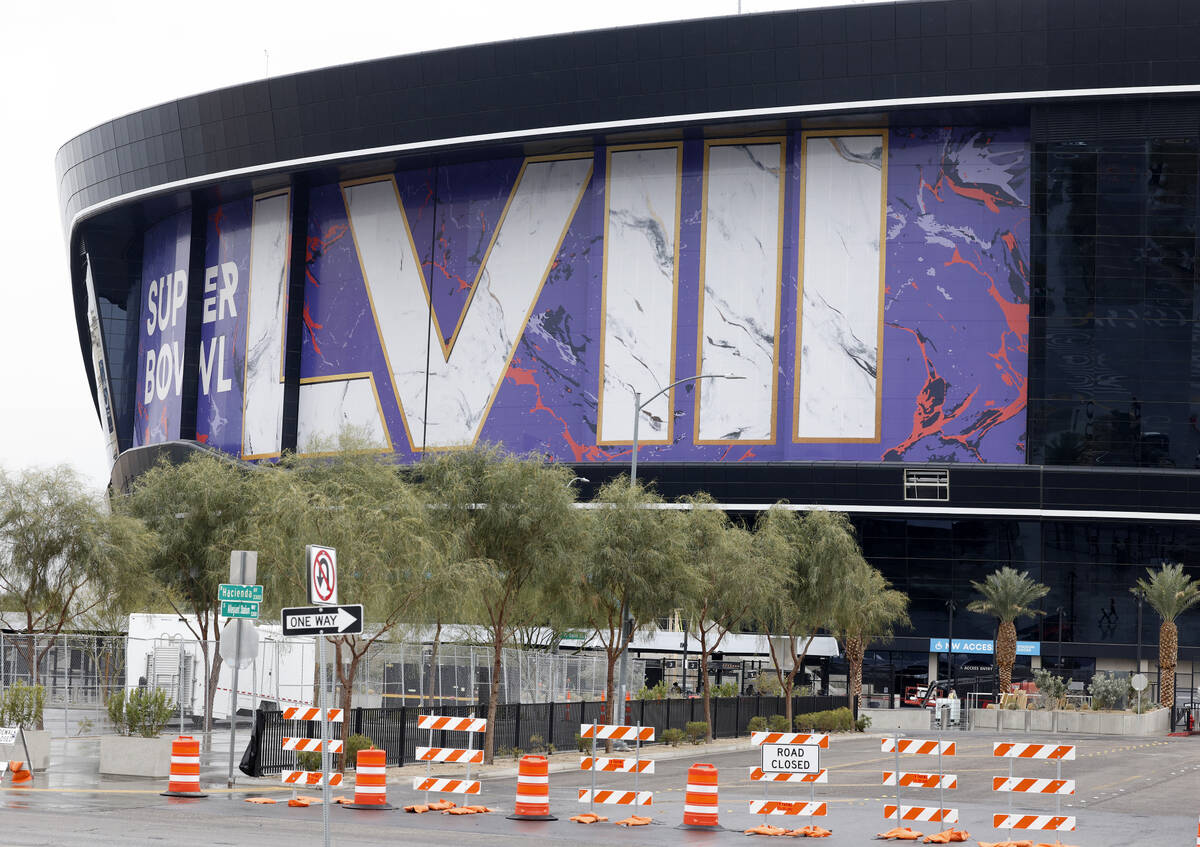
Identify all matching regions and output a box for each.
[754,673,782,696]
[638,681,669,700]
[767,714,790,733]
[711,681,739,698]
[855,714,872,732]
[747,716,768,733]
[794,708,854,733]
[0,681,45,729]
[661,728,685,747]
[685,721,708,744]
[106,688,176,737]
[1089,672,1128,710]
[344,734,375,769]
[512,747,524,759]
[1033,669,1068,710]
[296,750,322,771]
[575,733,590,753]
[528,734,547,753]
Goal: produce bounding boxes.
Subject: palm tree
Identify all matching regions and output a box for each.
[967,567,1049,692]
[1132,563,1200,708]
[831,561,910,711]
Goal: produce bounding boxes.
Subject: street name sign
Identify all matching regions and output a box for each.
[221,600,260,619]
[281,604,363,636]
[219,584,264,603]
[761,743,820,774]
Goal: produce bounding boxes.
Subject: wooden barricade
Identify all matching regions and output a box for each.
[413,714,486,801]
[751,732,830,822]
[578,723,654,817]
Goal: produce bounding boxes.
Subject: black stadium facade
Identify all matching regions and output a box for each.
[58,0,1200,702]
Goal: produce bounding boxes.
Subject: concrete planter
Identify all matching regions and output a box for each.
[0,729,50,771]
[99,735,173,778]
[859,708,930,732]
[968,707,1169,736]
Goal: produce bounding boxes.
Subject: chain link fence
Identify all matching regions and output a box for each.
[0,631,642,733]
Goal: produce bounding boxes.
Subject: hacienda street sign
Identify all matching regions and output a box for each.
[281,604,363,636]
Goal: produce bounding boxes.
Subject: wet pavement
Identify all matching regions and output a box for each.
[0,730,1195,845]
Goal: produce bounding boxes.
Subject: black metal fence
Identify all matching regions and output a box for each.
[244,694,845,776]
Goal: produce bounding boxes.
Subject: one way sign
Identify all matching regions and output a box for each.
[281,604,364,636]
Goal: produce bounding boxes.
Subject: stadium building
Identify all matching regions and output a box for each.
[58,0,1200,704]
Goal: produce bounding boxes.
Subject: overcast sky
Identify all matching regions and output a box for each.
[1,0,888,493]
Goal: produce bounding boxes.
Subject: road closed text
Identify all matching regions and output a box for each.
[761,743,820,773]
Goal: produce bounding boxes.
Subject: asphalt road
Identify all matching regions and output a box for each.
[1,732,1195,845]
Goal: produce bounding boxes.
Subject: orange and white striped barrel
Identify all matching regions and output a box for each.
[1195,815,1199,847]
[881,738,955,756]
[283,770,344,787]
[577,789,652,806]
[751,767,828,784]
[579,723,654,741]
[507,754,556,821]
[417,715,487,733]
[992,813,1075,831]
[580,756,654,773]
[161,736,207,798]
[748,800,827,816]
[416,747,484,764]
[883,771,957,789]
[883,805,958,824]
[682,762,720,828]
[992,742,1075,760]
[343,748,393,810]
[414,777,480,794]
[283,707,343,722]
[283,737,344,753]
[991,776,1074,795]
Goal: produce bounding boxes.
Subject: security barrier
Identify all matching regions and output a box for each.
[577,722,654,820]
[280,708,343,806]
[507,754,555,821]
[990,742,1076,835]
[343,748,393,810]
[750,731,830,823]
[881,735,956,825]
[412,714,485,803]
[160,736,206,798]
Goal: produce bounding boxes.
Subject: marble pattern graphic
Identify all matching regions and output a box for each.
[342,156,593,449]
[796,134,884,441]
[297,377,389,453]
[291,126,1028,466]
[241,192,290,459]
[697,142,784,442]
[599,146,681,444]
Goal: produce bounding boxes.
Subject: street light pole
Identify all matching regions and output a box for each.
[1134,588,1145,673]
[946,599,955,691]
[618,372,743,706]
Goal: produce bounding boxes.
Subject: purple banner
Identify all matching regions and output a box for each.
[134,210,191,447]
[297,127,1029,464]
[195,198,251,455]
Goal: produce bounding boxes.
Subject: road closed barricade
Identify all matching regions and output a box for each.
[879,735,958,836]
[574,723,654,824]
[990,742,1076,837]
[409,714,486,811]
[748,731,830,833]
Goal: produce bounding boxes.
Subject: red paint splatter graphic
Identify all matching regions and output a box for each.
[303,223,349,352]
[506,362,623,463]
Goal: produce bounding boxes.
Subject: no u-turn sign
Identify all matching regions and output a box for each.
[307,545,337,606]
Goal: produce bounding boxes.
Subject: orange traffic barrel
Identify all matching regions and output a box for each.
[161,735,207,798]
[343,747,394,810]
[679,762,721,829]
[8,761,32,786]
[507,754,556,821]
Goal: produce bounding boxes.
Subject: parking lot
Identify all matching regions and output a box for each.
[0,730,1195,845]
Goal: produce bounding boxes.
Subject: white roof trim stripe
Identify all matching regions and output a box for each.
[573,501,1200,522]
[66,82,1200,234]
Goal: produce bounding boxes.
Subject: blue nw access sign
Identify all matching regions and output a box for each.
[281,604,363,636]
[928,638,1040,656]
